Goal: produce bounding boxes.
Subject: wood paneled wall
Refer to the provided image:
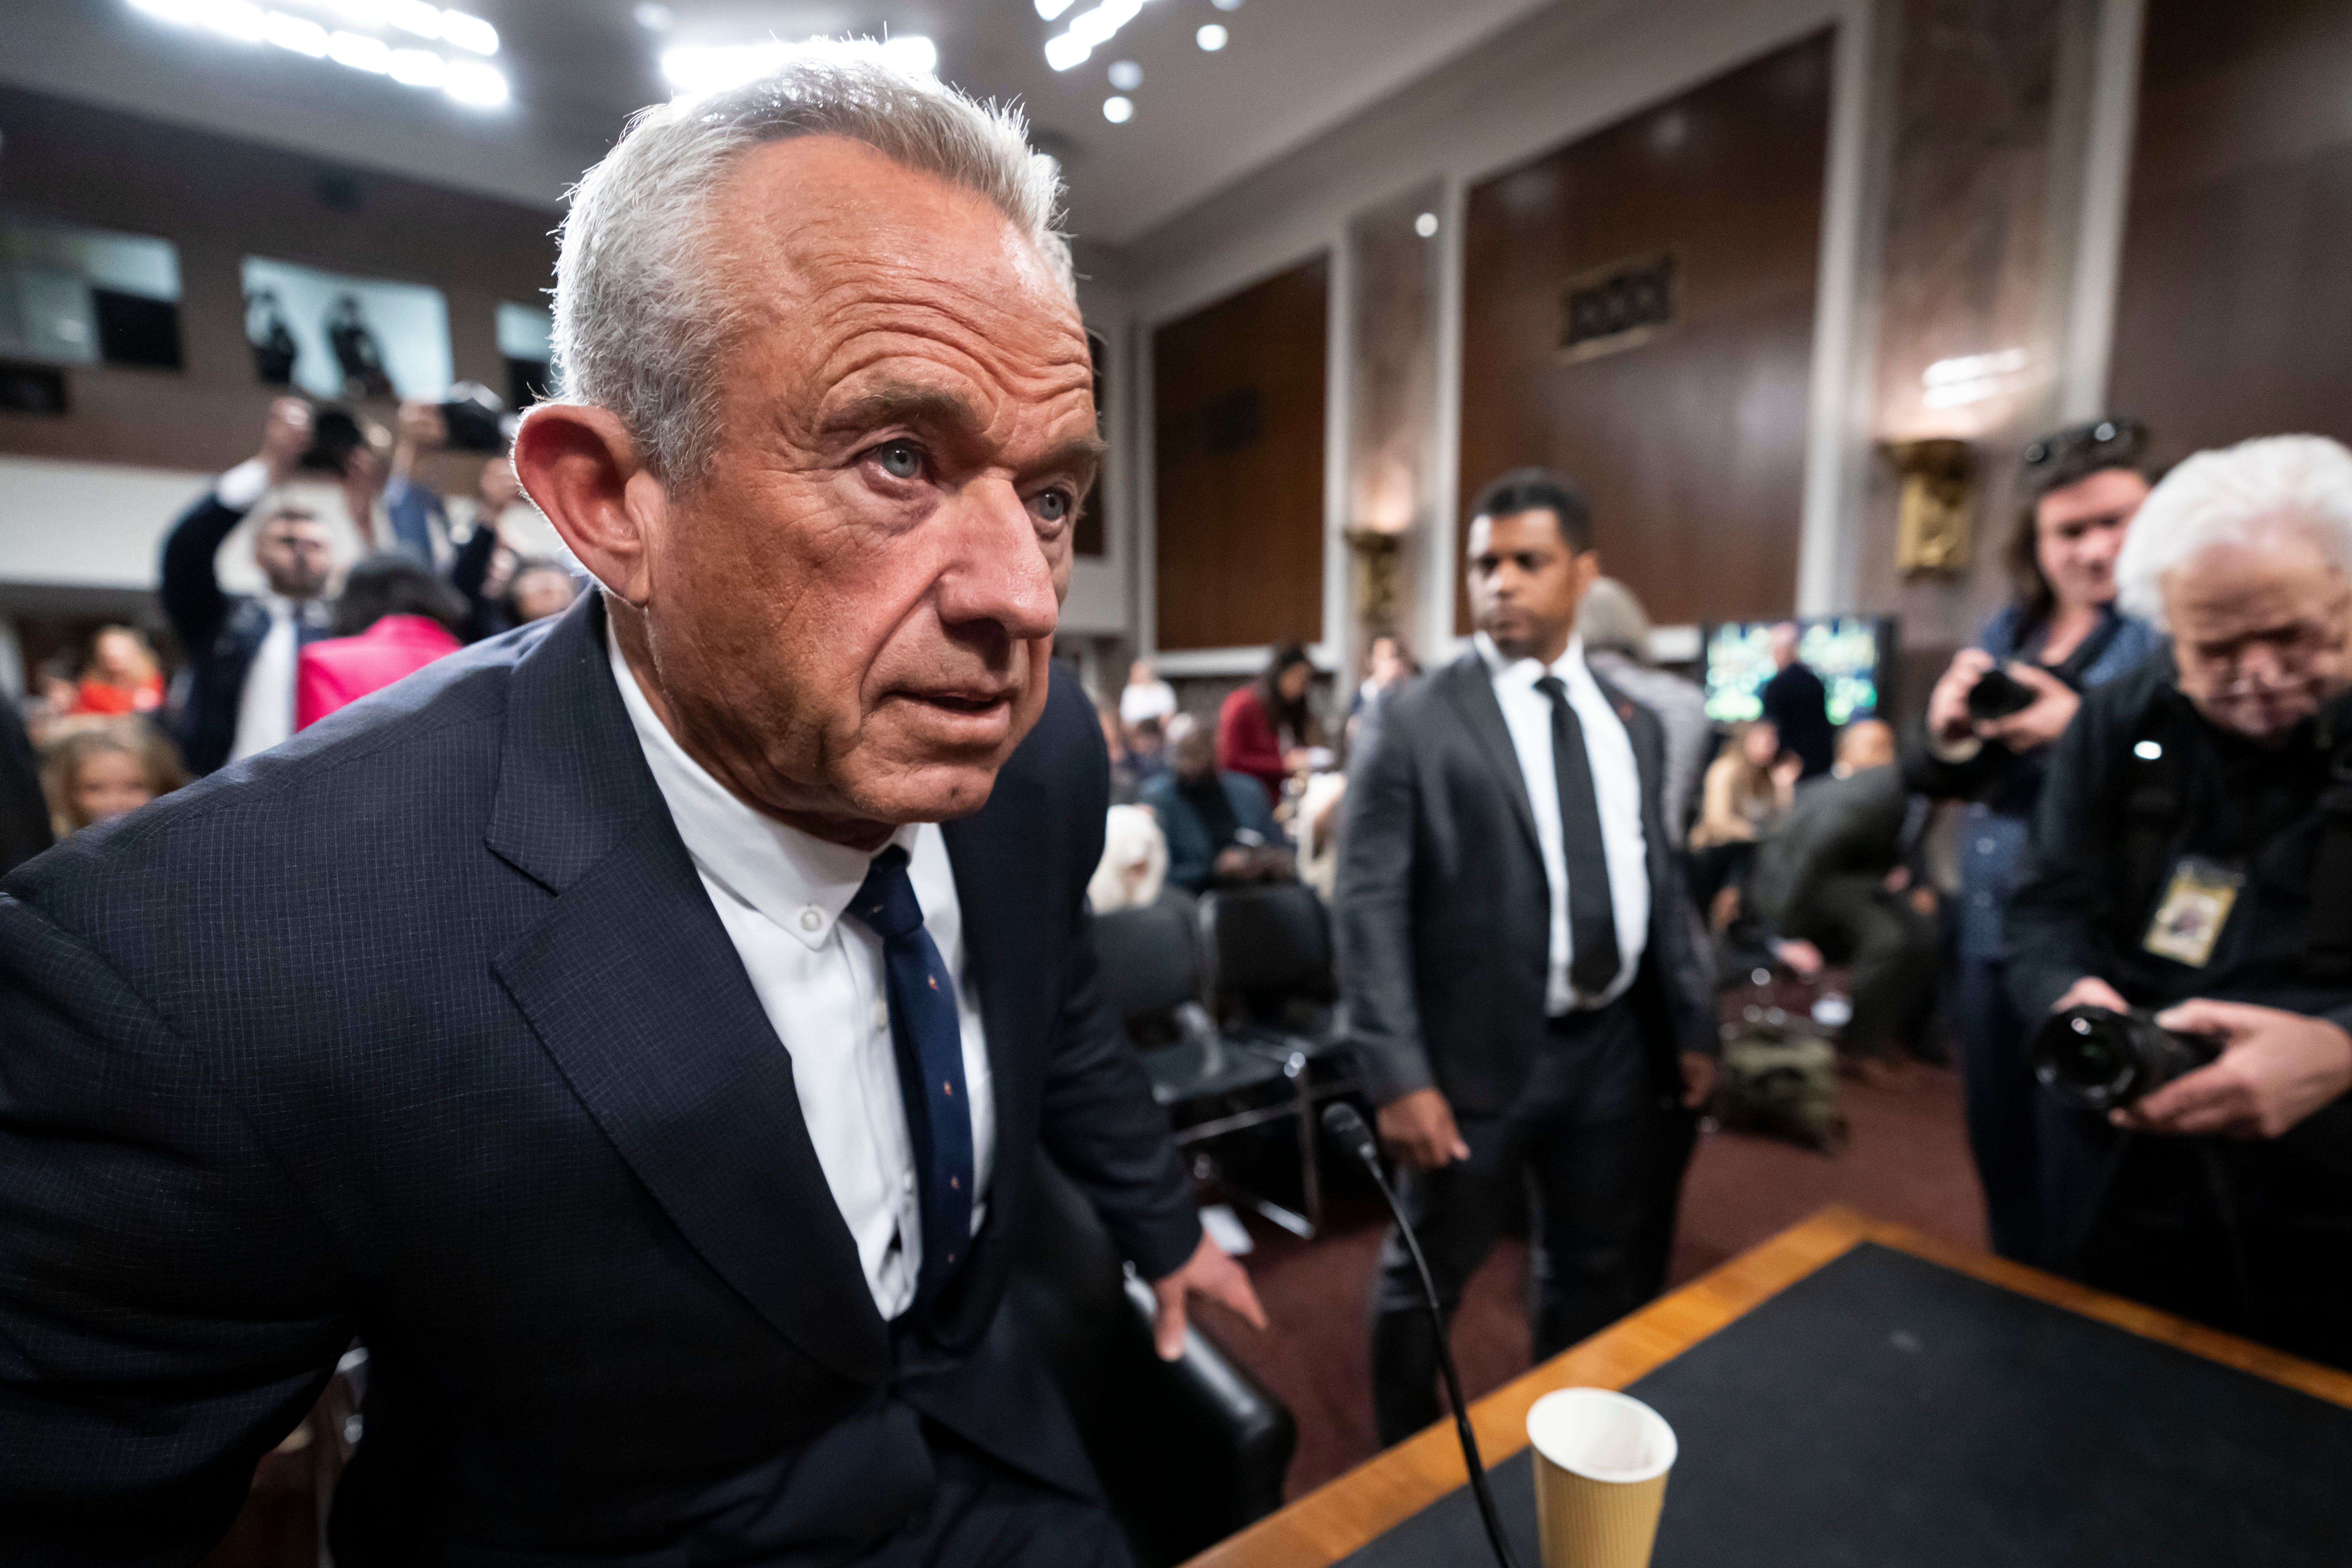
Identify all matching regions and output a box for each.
[1151,256,1328,651]
[1455,31,1833,631]
[2106,0,2352,461]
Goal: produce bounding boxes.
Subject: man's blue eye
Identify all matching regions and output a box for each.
[877,443,921,479]
[1038,490,1070,522]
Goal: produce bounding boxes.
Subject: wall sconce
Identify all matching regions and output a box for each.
[1881,438,1974,577]
[1344,525,1405,634]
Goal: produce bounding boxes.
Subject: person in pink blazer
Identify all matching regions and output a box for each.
[295,553,468,731]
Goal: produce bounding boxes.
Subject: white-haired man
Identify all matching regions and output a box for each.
[2008,433,2352,1371]
[0,45,1258,1563]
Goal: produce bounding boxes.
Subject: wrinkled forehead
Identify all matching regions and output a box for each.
[2166,523,2348,630]
[712,136,1082,355]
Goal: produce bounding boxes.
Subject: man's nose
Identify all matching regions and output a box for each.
[934,478,1060,643]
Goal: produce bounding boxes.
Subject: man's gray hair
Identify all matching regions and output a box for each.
[2116,435,2352,628]
[552,39,1072,485]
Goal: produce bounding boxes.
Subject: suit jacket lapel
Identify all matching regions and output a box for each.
[1438,653,1542,857]
[939,768,1054,1159]
[484,597,891,1386]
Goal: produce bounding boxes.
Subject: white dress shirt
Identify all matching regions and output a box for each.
[609,627,996,1321]
[1475,632,1650,1014]
[216,459,318,764]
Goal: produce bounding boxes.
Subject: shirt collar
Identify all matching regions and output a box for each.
[606,621,917,951]
[1474,630,1591,692]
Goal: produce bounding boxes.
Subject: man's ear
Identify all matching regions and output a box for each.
[512,402,665,606]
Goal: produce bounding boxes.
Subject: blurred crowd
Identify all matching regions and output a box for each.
[0,398,580,872]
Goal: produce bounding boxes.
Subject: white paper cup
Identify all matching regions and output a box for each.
[1526,1387,1678,1568]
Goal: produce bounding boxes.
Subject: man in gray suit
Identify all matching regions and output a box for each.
[1337,468,1715,1445]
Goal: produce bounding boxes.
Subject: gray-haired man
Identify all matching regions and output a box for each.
[0,43,1257,1563]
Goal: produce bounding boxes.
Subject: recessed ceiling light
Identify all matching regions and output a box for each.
[442,57,508,104]
[128,0,510,102]
[1045,0,1148,73]
[1035,0,1077,17]
[1103,94,1133,123]
[1196,23,1227,50]
[632,2,673,30]
[1211,0,1242,10]
[1414,212,1439,238]
[1107,59,1141,89]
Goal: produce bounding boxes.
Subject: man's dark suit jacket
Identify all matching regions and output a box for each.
[0,594,1199,1563]
[159,488,332,775]
[1335,651,1711,1118]
[1759,661,1835,780]
[1746,763,1909,934]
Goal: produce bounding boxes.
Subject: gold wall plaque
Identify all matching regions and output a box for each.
[1884,438,1974,576]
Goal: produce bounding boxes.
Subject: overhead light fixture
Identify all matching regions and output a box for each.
[1102,94,1133,123]
[1414,212,1439,238]
[1211,0,1243,9]
[632,2,673,30]
[1920,347,2027,410]
[130,0,507,103]
[1107,59,1141,89]
[1196,23,1227,50]
[1045,0,1150,73]
[1034,0,1077,17]
[661,35,940,95]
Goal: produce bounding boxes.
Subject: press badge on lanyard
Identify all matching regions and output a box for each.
[2142,856,2245,968]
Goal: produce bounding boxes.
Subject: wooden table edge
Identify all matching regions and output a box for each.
[1182,1204,2352,1568]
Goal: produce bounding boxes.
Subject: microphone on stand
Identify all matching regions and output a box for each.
[1323,1102,1523,1568]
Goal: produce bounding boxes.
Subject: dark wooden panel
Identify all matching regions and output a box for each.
[1456,31,1832,630]
[1153,256,1327,650]
[2106,0,2352,464]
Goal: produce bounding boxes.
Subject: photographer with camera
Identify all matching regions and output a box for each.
[159,397,379,775]
[1903,419,2164,1261]
[2007,434,2352,1370]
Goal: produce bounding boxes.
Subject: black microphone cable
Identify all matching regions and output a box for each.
[1323,1102,1523,1568]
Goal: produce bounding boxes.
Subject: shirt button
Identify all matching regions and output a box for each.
[798,907,822,933]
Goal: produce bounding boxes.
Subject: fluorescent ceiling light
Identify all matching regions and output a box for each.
[131,0,510,105]
[1107,59,1141,89]
[1921,347,2027,388]
[385,0,441,39]
[1034,0,1077,17]
[633,2,673,29]
[442,58,508,105]
[1196,23,1227,50]
[663,36,938,95]
[1102,95,1133,123]
[437,9,497,54]
[1046,0,1150,73]
[327,29,393,70]
[261,9,329,53]
[388,45,446,85]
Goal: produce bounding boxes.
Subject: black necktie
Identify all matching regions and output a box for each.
[848,846,973,1301]
[1534,675,1622,998]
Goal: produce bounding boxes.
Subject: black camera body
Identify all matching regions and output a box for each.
[298,405,368,473]
[2030,1004,2221,1112]
[1967,664,2037,721]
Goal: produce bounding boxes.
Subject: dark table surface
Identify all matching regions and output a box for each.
[1338,1243,2352,1567]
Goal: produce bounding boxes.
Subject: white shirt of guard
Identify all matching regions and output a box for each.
[609,625,996,1321]
[1475,631,1650,1014]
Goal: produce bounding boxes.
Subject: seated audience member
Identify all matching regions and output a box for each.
[1124,713,1169,785]
[1144,713,1295,894]
[1760,621,1835,779]
[1904,418,2164,1263]
[160,399,357,773]
[1219,642,1321,806]
[2008,434,2352,1368]
[69,626,165,717]
[1748,720,1937,1069]
[1088,802,1170,912]
[1099,703,1142,805]
[294,553,468,730]
[41,720,187,838]
[1579,578,1708,834]
[1349,633,1418,722]
[1689,719,1800,920]
[1119,657,1178,728]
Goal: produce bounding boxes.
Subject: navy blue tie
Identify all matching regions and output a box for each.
[848,846,974,1301]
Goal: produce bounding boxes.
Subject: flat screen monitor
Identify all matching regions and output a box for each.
[1702,616,1896,727]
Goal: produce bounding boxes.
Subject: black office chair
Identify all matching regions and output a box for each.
[1196,884,1359,1233]
[1010,1154,1295,1567]
[1090,892,1316,1237]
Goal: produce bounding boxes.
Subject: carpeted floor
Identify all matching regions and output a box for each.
[1190,1061,1988,1499]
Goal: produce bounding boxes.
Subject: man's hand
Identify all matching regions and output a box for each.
[1927,647,1998,746]
[1679,1052,1717,1110]
[2055,975,2131,1015]
[258,397,312,486]
[394,399,447,479]
[1213,846,1254,879]
[1377,1086,1468,1170]
[2117,1001,2352,1140]
[1150,1230,1267,1361]
[1978,662,2081,752]
[341,446,385,549]
[1773,938,1825,979]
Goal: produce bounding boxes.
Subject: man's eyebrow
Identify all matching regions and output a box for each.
[822,384,987,440]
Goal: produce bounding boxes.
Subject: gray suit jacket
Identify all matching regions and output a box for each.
[1335,651,1712,1117]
